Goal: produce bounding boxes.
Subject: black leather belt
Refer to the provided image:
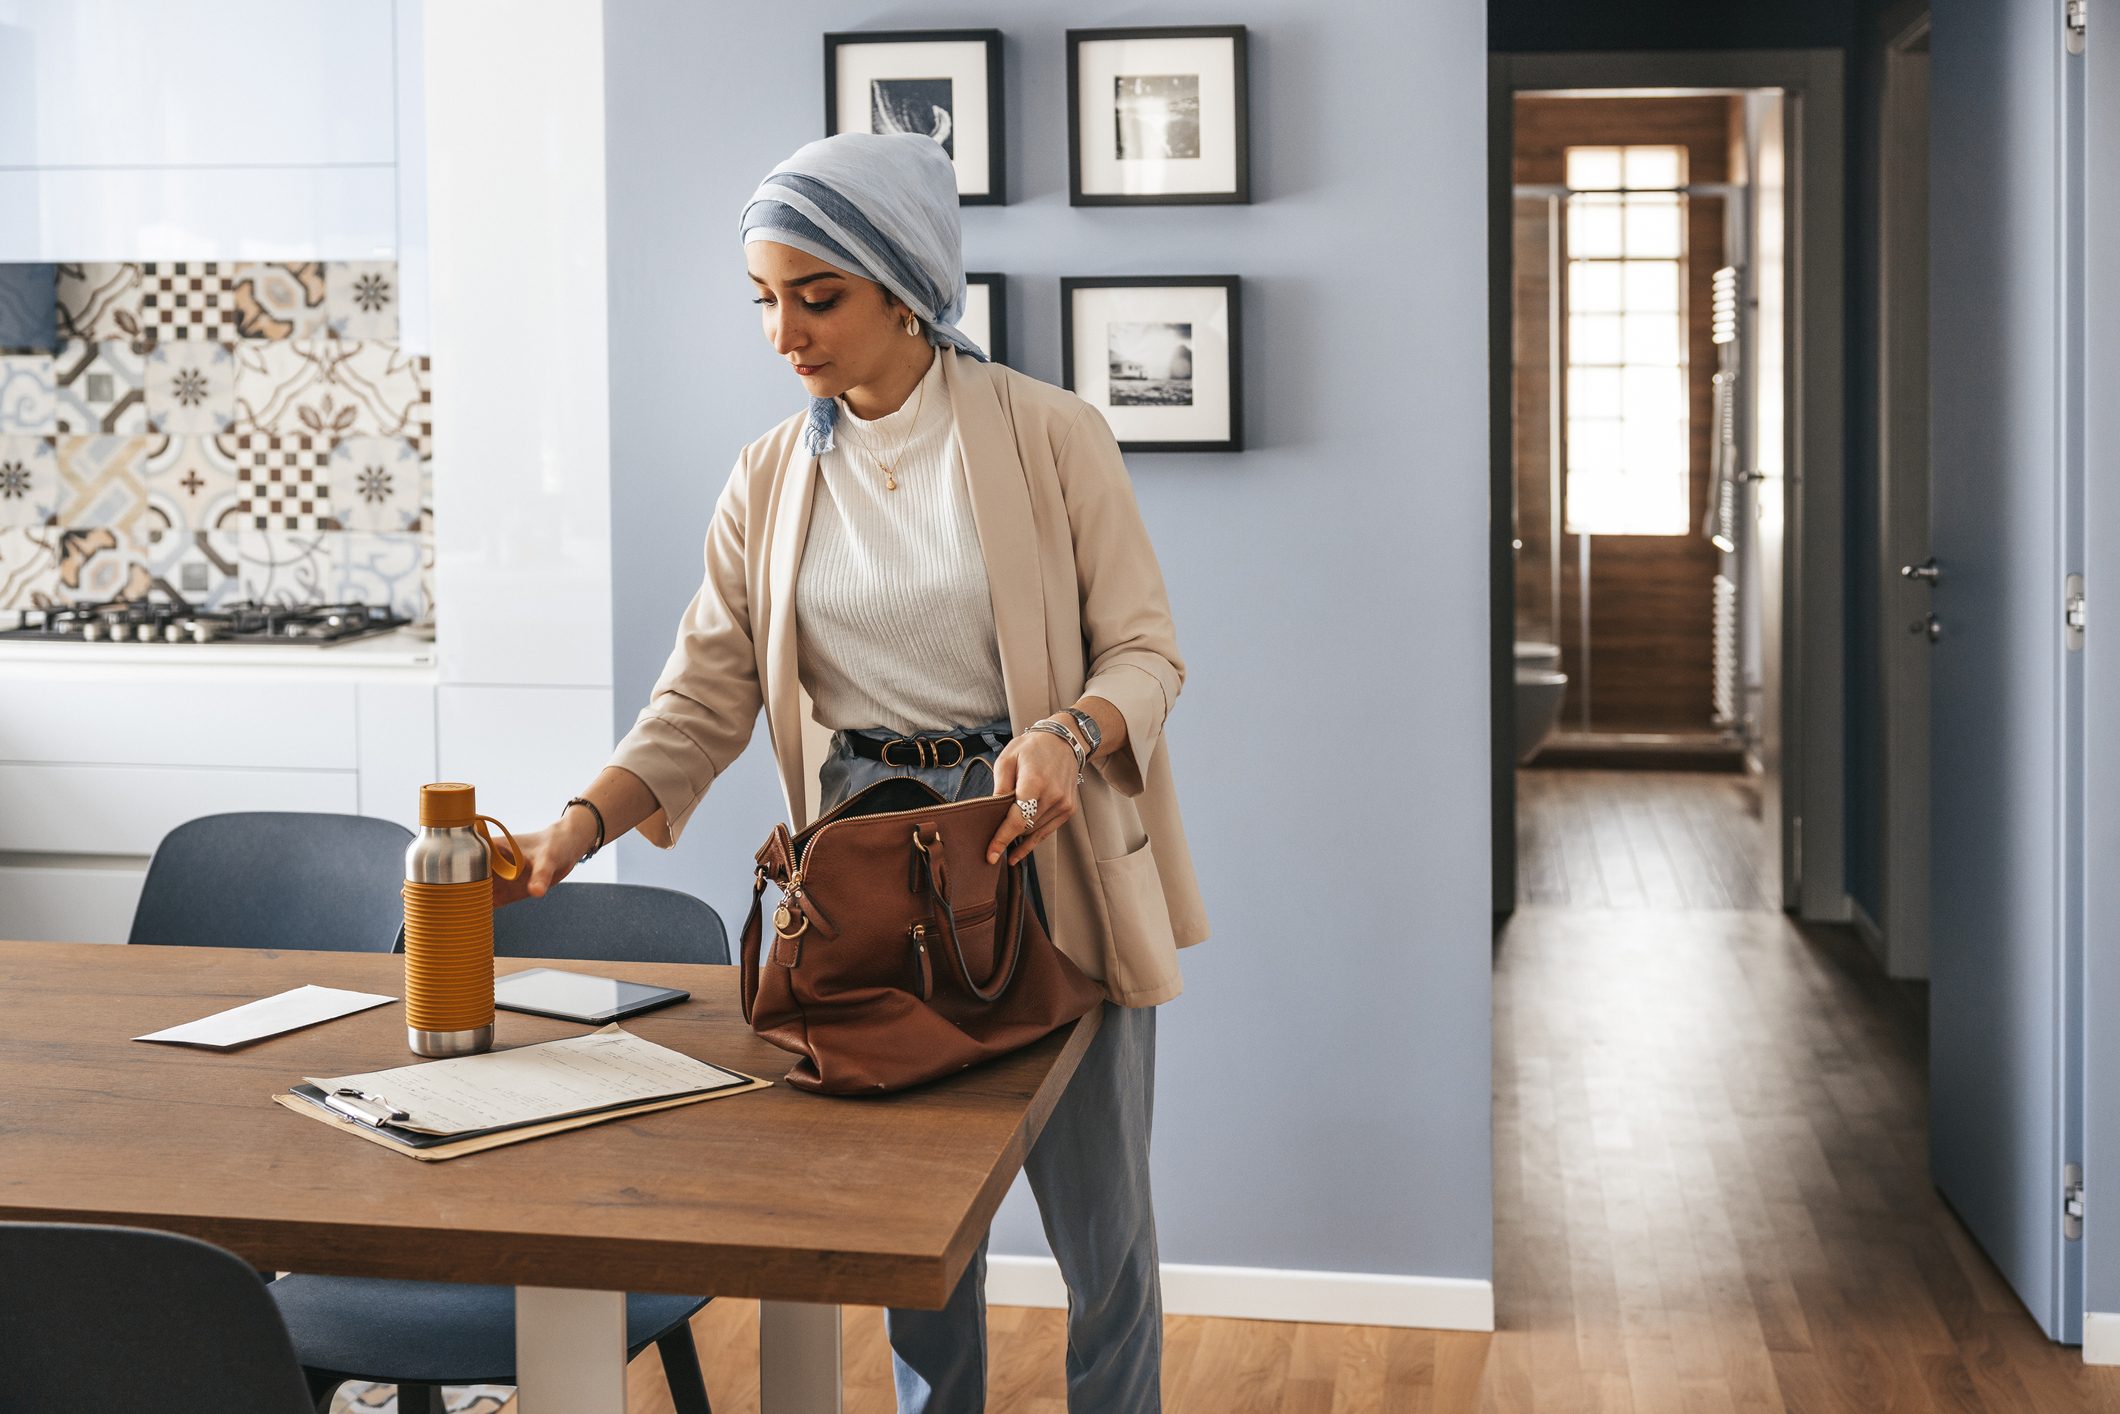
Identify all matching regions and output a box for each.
[841,730,1004,769]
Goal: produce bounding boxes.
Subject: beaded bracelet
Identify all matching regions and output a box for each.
[563,795,606,862]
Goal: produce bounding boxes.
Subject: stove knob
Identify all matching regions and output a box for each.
[164,621,184,643]
[82,621,105,642]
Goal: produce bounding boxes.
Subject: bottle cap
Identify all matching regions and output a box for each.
[419,782,477,828]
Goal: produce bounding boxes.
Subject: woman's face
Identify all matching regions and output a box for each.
[747,240,912,399]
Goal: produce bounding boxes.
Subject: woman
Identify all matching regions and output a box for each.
[502,132,1208,1413]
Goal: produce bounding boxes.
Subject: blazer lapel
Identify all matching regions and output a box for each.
[942,348,1052,729]
[764,445,820,820]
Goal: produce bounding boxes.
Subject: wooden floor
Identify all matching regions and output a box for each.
[484,769,2120,1412]
[1517,767,1779,911]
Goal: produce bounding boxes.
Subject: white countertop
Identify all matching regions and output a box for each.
[0,627,438,675]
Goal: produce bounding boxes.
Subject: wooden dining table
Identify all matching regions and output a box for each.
[0,939,1098,1413]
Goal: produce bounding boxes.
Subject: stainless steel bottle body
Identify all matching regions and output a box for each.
[403,824,495,1056]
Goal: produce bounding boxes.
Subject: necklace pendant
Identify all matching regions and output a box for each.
[885,472,898,491]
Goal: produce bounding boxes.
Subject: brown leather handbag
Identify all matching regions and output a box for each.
[740,776,1103,1094]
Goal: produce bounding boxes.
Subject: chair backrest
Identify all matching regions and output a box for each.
[483,881,730,966]
[127,811,411,952]
[0,1222,315,1414]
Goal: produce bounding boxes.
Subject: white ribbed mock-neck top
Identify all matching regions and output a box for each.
[794,353,1009,734]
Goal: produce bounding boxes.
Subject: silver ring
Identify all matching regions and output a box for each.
[1017,798,1039,828]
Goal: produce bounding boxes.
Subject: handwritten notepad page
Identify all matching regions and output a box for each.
[306,1024,746,1135]
[135,985,397,1050]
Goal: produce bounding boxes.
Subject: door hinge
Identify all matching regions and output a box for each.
[2069,0,2088,53]
[2067,574,2087,650]
[2066,1162,2086,1240]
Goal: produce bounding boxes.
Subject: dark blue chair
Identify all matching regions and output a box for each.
[280,879,730,1414]
[0,1222,316,1413]
[127,811,412,952]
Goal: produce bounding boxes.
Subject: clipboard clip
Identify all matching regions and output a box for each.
[324,1087,410,1128]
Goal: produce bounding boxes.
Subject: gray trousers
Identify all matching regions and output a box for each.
[819,724,1164,1414]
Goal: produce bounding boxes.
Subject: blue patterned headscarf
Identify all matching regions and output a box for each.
[741,132,990,454]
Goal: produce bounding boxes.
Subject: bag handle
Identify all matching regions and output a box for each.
[739,869,766,1024]
[916,826,1028,1004]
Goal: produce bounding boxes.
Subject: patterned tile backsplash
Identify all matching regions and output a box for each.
[0,261,432,622]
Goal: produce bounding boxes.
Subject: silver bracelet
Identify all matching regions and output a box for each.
[1027,719,1086,782]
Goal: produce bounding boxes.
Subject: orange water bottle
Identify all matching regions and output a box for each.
[402,783,521,1056]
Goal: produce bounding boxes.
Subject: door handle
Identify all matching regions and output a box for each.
[1901,558,1940,583]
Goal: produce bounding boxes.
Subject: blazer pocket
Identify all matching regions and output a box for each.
[1094,836,1179,996]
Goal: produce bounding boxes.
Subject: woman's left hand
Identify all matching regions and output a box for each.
[987,726,1081,865]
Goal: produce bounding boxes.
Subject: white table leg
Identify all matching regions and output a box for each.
[760,1300,843,1414]
[515,1286,626,1414]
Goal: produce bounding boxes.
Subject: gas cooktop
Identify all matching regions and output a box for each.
[0,599,412,646]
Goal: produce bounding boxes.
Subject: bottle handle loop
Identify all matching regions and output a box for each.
[473,815,524,881]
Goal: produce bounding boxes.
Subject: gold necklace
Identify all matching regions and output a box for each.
[844,372,928,491]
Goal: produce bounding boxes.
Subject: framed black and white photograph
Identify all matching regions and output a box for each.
[824,30,1005,204]
[1061,276,1242,452]
[961,272,1008,367]
[1066,26,1249,206]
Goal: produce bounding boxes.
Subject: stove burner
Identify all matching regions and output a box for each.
[0,599,412,647]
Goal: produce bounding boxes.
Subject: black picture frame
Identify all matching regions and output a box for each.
[1066,25,1250,207]
[824,29,1006,205]
[963,271,1009,367]
[1060,275,1243,453]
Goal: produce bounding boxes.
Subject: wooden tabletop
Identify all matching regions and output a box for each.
[0,940,1097,1308]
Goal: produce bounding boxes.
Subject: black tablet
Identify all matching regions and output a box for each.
[492,967,690,1024]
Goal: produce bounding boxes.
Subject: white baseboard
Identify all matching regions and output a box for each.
[2084,1313,2120,1365]
[984,1255,1495,1332]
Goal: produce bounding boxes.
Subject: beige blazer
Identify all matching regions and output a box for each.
[607,347,1208,1006]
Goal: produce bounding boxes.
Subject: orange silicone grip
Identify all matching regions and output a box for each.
[402,878,496,1032]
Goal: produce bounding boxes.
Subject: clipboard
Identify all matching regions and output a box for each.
[273,1074,770,1162]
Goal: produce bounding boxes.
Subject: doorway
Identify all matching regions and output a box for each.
[1487,51,1846,922]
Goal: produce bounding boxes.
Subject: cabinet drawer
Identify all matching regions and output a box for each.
[0,764,359,855]
[0,679,357,770]
[0,864,146,946]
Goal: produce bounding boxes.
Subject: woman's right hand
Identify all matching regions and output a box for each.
[491,809,597,907]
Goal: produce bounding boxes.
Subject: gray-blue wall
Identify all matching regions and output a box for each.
[602,0,1492,1282]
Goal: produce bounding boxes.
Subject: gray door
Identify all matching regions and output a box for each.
[1928,0,2084,1342]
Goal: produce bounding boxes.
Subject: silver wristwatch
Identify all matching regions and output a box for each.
[1063,706,1103,756]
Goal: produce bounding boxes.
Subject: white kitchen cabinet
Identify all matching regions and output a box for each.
[0,168,400,263]
[0,0,415,265]
[0,643,437,941]
[0,860,146,945]
[435,683,617,882]
[0,763,361,856]
[356,679,439,829]
[0,675,359,770]
[0,1,396,170]
[426,0,611,689]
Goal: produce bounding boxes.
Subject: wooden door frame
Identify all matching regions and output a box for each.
[1488,50,1847,921]
[1878,8,1933,978]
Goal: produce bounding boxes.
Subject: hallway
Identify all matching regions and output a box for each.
[1492,769,2120,1410]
